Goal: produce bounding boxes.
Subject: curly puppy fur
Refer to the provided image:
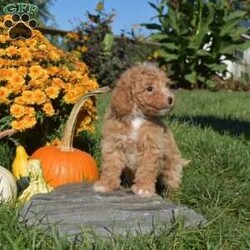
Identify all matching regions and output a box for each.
[94,64,189,198]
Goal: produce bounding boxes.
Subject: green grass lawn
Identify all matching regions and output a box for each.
[0,90,250,249]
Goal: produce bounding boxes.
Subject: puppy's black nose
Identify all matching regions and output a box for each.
[168,96,173,105]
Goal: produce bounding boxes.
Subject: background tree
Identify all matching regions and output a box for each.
[65,1,152,87]
[144,0,250,89]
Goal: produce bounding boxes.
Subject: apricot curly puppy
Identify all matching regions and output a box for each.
[94,64,189,198]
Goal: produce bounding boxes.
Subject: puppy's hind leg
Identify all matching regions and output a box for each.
[161,130,190,198]
[160,157,184,198]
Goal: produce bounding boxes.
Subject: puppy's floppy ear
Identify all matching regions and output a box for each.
[110,79,133,118]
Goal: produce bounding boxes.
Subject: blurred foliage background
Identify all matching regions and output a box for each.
[0,0,249,152]
[1,0,249,90]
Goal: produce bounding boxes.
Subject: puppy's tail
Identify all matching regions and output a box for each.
[181,158,191,168]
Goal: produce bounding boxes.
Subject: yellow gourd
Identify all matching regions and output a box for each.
[18,159,53,203]
[12,145,30,190]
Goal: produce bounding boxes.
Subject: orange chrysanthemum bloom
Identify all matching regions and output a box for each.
[17,66,28,77]
[83,99,94,110]
[39,74,49,83]
[10,104,25,119]
[33,89,46,105]
[63,89,80,104]
[47,66,59,76]
[51,77,64,88]
[0,87,10,104]
[6,46,17,57]
[38,44,47,50]
[3,68,15,80]
[12,115,36,131]
[29,78,42,88]
[28,38,37,47]
[8,73,25,93]
[0,48,5,56]
[43,102,55,117]
[24,106,36,118]
[45,86,60,99]
[14,39,25,48]
[0,69,7,81]
[14,96,26,105]
[21,90,35,105]
[11,120,24,131]
[70,70,81,79]
[50,51,60,61]
[9,72,25,85]
[19,47,32,62]
[22,115,37,129]
[78,115,96,133]
[29,65,45,79]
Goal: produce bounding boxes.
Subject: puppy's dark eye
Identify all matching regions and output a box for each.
[146,86,153,92]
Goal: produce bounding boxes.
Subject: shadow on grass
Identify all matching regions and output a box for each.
[170,114,250,139]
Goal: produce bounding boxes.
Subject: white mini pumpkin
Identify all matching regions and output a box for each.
[0,166,17,203]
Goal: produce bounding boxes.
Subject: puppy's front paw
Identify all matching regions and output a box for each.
[131,184,155,198]
[93,183,110,193]
[93,180,119,193]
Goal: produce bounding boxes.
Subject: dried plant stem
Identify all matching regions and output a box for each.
[0,129,17,139]
[61,87,110,151]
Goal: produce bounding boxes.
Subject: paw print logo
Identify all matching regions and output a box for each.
[4,13,37,40]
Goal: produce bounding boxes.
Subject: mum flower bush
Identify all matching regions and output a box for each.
[0,15,99,148]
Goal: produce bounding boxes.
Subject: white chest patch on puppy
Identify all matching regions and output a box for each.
[130,117,145,140]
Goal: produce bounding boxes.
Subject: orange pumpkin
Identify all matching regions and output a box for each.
[31,87,109,188]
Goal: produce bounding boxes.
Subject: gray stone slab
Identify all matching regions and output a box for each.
[19,183,206,238]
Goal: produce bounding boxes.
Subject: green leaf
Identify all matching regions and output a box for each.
[224,10,247,22]
[157,49,179,61]
[197,75,206,82]
[161,15,170,30]
[197,50,212,57]
[206,79,217,88]
[220,42,250,54]
[142,23,162,30]
[195,2,214,47]
[148,1,159,12]
[216,63,228,72]
[230,26,248,41]
[0,116,12,130]
[220,44,239,54]
[163,43,178,50]
[150,33,169,41]
[235,41,250,52]
[187,41,200,51]
[205,63,227,72]
[168,7,180,34]
[184,71,197,84]
[220,19,240,37]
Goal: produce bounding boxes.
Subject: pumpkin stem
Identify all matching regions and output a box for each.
[60,86,110,150]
